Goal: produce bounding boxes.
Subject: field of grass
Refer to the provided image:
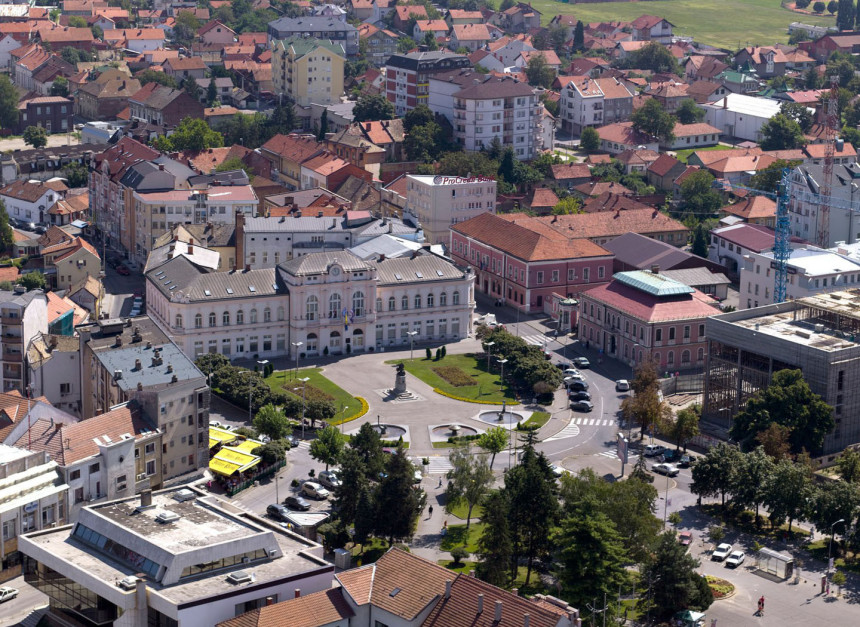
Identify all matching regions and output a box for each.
[265,367,362,423]
[530,0,833,49]
[673,144,734,163]
[440,521,486,552]
[522,411,551,429]
[388,354,517,404]
[448,500,485,520]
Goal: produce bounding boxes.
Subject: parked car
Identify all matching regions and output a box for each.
[0,587,18,603]
[615,379,630,392]
[651,463,679,477]
[660,450,681,463]
[712,543,733,561]
[550,464,567,478]
[567,380,589,392]
[725,550,745,568]
[34,225,46,234]
[266,503,291,521]
[678,454,696,468]
[562,368,581,377]
[563,373,585,383]
[301,481,330,500]
[568,390,592,402]
[678,531,693,546]
[556,361,572,370]
[318,470,341,489]
[116,264,130,276]
[283,495,310,511]
[543,350,552,360]
[570,400,594,412]
[287,434,300,448]
[573,357,590,369]
[210,420,223,428]
[643,444,665,457]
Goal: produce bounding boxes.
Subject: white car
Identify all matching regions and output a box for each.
[550,464,567,478]
[725,550,745,568]
[712,543,733,561]
[643,444,665,458]
[562,368,581,377]
[651,463,679,477]
[0,586,18,603]
[302,481,330,500]
[615,379,630,392]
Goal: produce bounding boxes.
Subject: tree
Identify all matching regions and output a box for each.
[554,512,627,615]
[207,78,218,106]
[573,20,584,51]
[477,426,508,468]
[760,113,806,150]
[316,109,329,142]
[91,25,103,41]
[350,422,386,479]
[731,446,775,525]
[253,403,292,441]
[551,196,582,215]
[375,447,420,544]
[808,480,860,540]
[23,126,48,149]
[829,0,839,13]
[663,406,700,451]
[59,47,94,64]
[476,490,512,587]
[68,15,87,27]
[352,483,375,546]
[748,159,798,194]
[631,98,675,143]
[183,77,201,101]
[216,156,253,179]
[352,93,395,123]
[500,0,515,9]
[756,422,792,460]
[680,169,722,217]
[0,75,18,131]
[50,77,69,97]
[580,126,600,152]
[691,224,709,258]
[675,98,705,124]
[763,458,813,532]
[62,162,89,188]
[445,444,493,530]
[814,1,827,12]
[642,532,713,620]
[730,369,835,455]
[423,31,439,51]
[837,447,860,482]
[137,70,179,89]
[332,448,368,524]
[0,199,13,253]
[621,358,672,440]
[397,36,417,53]
[252,440,286,465]
[626,41,681,75]
[309,425,346,471]
[404,121,443,162]
[156,117,222,152]
[17,271,46,290]
[404,104,435,132]
[525,53,555,89]
[173,10,201,47]
[436,151,499,178]
[690,442,743,509]
[305,399,335,428]
[780,101,813,132]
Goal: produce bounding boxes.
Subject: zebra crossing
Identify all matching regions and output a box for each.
[294,440,311,450]
[545,421,580,441]
[520,334,548,347]
[572,417,615,427]
[596,449,639,460]
[427,456,454,474]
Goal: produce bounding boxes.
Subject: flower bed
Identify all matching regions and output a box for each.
[432,365,474,387]
[706,575,735,600]
[332,396,369,426]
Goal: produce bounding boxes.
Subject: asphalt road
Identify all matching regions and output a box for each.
[0,574,48,625]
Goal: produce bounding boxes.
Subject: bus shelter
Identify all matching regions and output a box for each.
[755,547,795,580]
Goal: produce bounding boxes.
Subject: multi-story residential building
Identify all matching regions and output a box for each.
[79,316,210,480]
[267,16,359,55]
[41,236,101,292]
[788,162,860,247]
[385,51,471,116]
[357,22,397,66]
[558,76,604,135]
[15,96,73,134]
[259,133,324,191]
[26,333,82,415]
[739,247,860,309]
[631,14,674,42]
[709,223,807,279]
[578,269,717,371]
[534,209,689,248]
[130,185,257,267]
[719,196,777,227]
[0,446,67,580]
[20,487,335,627]
[702,290,860,455]
[0,179,65,225]
[450,75,540,160]
[150,223,237,272]
[300,151,371,190]
[1,287,48,394]
[75,71,141,120]
[127,83,204,127]
[162,56,207,82]
[404,174,496,245]
[450,211,613,313]
[271,36,345,107]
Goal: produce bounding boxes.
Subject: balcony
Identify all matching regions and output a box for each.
[453,102,466,111]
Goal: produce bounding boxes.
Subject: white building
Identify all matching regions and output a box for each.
[702,93,783,142]
[788,162,860,247]
[1,287,48,394]
[26,333,82,416]
[19,487,334,627]
[404,174,497,245]
[0,179,63,224]
[558,76,604,135]
[740,247,860,309]
[709,222,807,279]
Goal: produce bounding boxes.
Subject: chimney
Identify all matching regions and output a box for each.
[445,580,451,599]
[651,264,659,274]
[512,588,518,597]
[318,210,323,217]
[295,589,301,599]
[54,422,62,432]
[140,489,152,508]
[265,597,274,606]
[114,336,123,347]
[135,359,141,370]
[159,164,165,171]
[477,593,484,614]
[495,601,502,622]
[171,374,178,383]
[137,382,143,391]
[235,209,245,268]
[523,614,530,627]
[187,243,193,254]
[167,364,173,373]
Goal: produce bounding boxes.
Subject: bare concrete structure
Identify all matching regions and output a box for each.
[703,289,860,455]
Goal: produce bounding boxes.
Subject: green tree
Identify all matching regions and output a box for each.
[305,398,335,428]
[808,480,860,540]
[641,532,713,620]
[350,422,386,479]
[436,151,499,178]
[253,403,292,441]
[837,447,860,482]
[814,1,826,12]
[675,98,705,124]
[573,20,584,51]
[252,440,286,465]
[17,271,46,290]
[731,446,775,525]
[215,156,253,179]
[423,31,439,51]
[316,109,328,141]
[0,199,13,253]
[631,98,675,143]
[691,224,709,258]
[375,447,420,544]
[62,162,89,188]
[352,483,375,546]
[173,10,201,47]
[23,126,48,149]
[183,77,201,101]
[207,78,218,106]
[663,406,700,451]
[554,512,627,616]
[476,490,512,587]
[829,0,839,13]
[352,93,395,123]
[91,24,103,40]
[763,458,813,532]
[397,36,417,53]
[760,113,806,150]
[477,426,508,468]
[626,41,681,75]
[551,196,582,215]
[730,369,834,455]
[137,70,179,89]
[690,442,743,509]
[60,47,94,64]
[309,425,346,471]
[68,15,87,27]
[445,444,494,530]
[332,448,367,524]
[680,169,722,217]
[580,126,600,152]
[157,117,223,152]
[50,77,69,97]
[0,75,18,131]
[404,104,435,132]
[500,0,515,9]
[748,160,797,194]
[621,358,672,440]
[525,53,555,88]
[780,101,813,132]
[404,121,443,162]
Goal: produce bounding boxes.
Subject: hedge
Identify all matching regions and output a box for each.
[331,396,369,426]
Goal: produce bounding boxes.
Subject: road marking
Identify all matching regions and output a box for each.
[597,449,639,460]
[545,419,581,441]
[521,334,548,347]
[294,441,310,450]
[427,457,453,474]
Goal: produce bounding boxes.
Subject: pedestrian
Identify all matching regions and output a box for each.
[758,596,764,616]
[438,477,443,488]
[429,505,434,517]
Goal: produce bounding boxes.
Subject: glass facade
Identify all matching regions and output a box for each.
[24,557,120,627]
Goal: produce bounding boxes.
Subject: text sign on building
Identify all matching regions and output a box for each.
[433,176,495,185]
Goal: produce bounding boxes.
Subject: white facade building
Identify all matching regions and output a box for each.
[788,162,860,247]
[0,180,62,224]
[405,175,497,245]
[702,93,783,142]
[559,76,604,135]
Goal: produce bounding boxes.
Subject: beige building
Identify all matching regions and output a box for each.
[272,36,345,106]
[41,237,101,292]
[404,175,497,245]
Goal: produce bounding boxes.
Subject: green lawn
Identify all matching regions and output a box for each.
[440,521,486,553]
[448,500,485,521]
[673,144,735,163]
[265,368,362,423]
[529,0,833,48]
[807,538,860,575]
[522,411,551,429]
[388,354,518,404]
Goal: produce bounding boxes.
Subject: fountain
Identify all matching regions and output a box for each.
[477,407,527,428]
[430,423,479,441]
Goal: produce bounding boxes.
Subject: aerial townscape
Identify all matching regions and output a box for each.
[5,0,860,626]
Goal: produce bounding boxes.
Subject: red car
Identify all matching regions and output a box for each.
[116,265,130,276]
[679,531,693,546]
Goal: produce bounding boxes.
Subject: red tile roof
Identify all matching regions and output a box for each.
[583,192,651,213]
[582,278,717,323]
[721,196,776,221]
[573,181,633,197]
[596,121,655,146]
[216,588,354,627]
[550,163,591,180]
[535,207,688,240]
[647,153,682,177]
[260,133,322,165]
[528,187,559,208]
[672,122,722,137]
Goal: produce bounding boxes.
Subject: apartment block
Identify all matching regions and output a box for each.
[384,51,471,116]
[271,36,345,107]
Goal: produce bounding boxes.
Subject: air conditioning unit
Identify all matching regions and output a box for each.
[155,511,181,524]
[136,473,146,481]
[226,571,252,585]
[117,576,138,591]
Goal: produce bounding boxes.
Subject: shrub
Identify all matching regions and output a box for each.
[291,478,299,487]
[432,365,474,387]
[450,546,470,565]
[308,468,315,477]
[435,348,442,360]
[323,346,329,356]
[441,345,447,358]
[426,347,432,360]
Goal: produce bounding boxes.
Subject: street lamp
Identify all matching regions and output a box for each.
[485,341,495,373]
[407,330,418,361]
[498,358,508,393]
[291,341,303,380]
[294,376,310,440]
[828,518,846,586]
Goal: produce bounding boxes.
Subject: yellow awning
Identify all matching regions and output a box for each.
[233,439,265,454]
[208,438,218,449]
[209,427,238,443]
[210,447,261,474]
[209,457,241,476]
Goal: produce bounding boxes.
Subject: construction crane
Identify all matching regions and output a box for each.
[817,75,840,249]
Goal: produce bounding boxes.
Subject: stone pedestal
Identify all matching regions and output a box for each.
[394,372,407,395]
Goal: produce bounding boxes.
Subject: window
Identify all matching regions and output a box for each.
[402,295,409,310]
[452,291,460,305]
[237,310,244,324]
[427,293,434,307]
[89,463,100,473]
[70,469,80,481]
[681,350,690,364]
[278,306,285,321]
[598,266,605,279]
[146,460,156,475]
[551,270,559,282]
[209,313,217,327]
[250,308,258,323]
[60,383,70,395]
[353,291,364,316]
[388,296,396,311]
[699,324,705,337]
[414,294,421,309]
[145,443,155,455]
[656,329,662,342]
[175,314,183,328]
[667,351,675,365]
[74,487,84,504]
[2,520,15,541]
[223,311,230,326]
[195,314,202,328]
[536,271,544,285]
[683,325,690,339]
[583,268,590,282]
[264,307,271,322]
[668,327,676,341]
[440,292,447,306]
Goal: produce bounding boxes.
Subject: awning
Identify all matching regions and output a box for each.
[209,447,261,476]
[209,427,238,444]
[208,438,218,449]
[233,439,265,455]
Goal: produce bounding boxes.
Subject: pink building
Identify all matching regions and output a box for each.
[578,269,718,371]
[450,212,613,314]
